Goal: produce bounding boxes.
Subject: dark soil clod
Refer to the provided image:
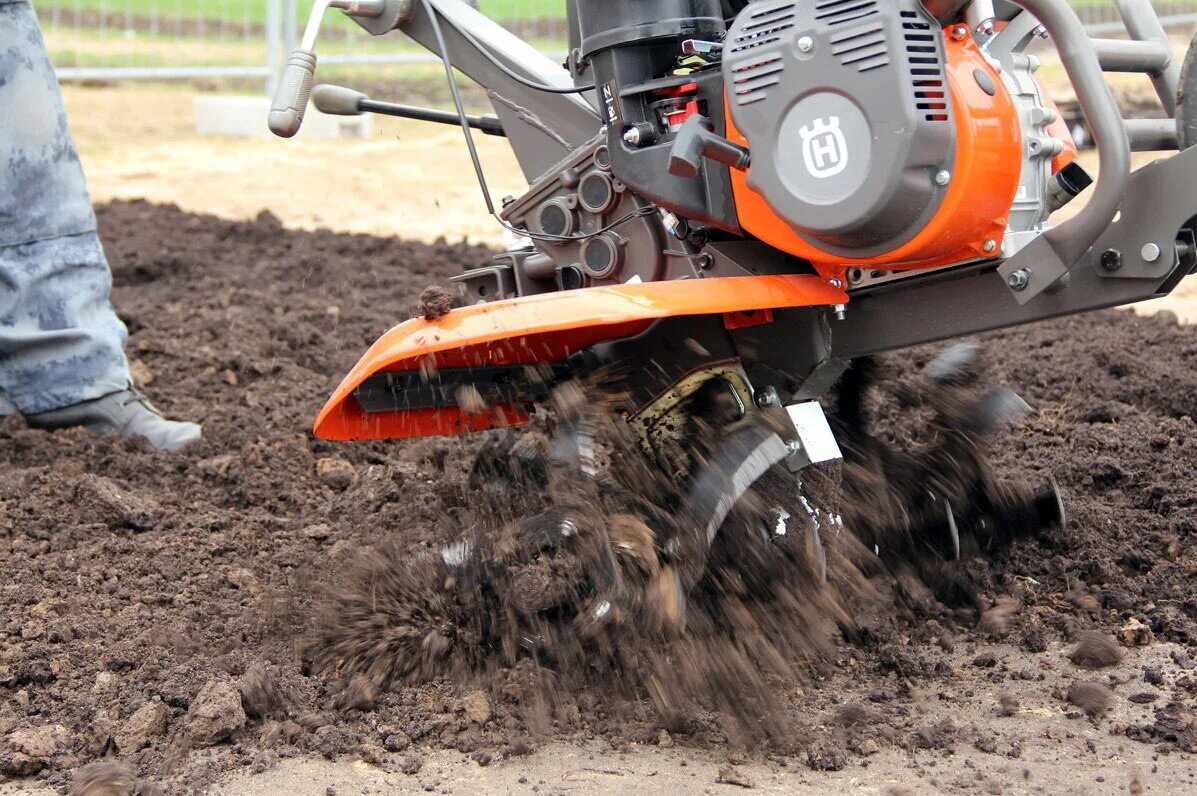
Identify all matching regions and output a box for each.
[416,284,454,321]
[1067,681,1114,719]
[1070,632,1125,670]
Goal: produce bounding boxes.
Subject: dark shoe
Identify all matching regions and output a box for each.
[27,389,201,451]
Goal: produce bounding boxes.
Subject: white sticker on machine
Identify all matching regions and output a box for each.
[785,402,843,464]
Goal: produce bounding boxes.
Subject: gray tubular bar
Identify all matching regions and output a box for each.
[1126,118,1179,152]
[1014,0,1130,268]
[1090,38,1172,73]
[1116,0,1181,116]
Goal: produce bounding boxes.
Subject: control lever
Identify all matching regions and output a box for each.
[667,115,751,179]
[268,0,386,138]
[312,84,506,136]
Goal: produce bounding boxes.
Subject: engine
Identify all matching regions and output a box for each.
[488,0,1083,301]
[722,0,1031,269]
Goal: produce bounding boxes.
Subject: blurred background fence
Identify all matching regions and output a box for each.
[34,1,1197,95]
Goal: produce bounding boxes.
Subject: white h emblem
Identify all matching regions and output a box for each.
[800,116,849,179]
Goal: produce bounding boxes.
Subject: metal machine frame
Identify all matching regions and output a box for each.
[270,0,1197,439]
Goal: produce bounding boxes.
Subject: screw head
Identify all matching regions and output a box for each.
[952,25,969,40]
[1100,249,1123,272]
[982,239,997,254]
[828,277,844,289]
[1007,268,1031,291]
[1141,242,1162,263]
[786,439,802,456]
[935,170,952,186]
[797,35,815,53]
[756,387,779,408]
[621,126,641,146]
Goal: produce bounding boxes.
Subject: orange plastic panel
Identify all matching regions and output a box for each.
[726,30,1023,270]
[314,274,848,441]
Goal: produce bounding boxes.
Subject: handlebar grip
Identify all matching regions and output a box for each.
[268,49,317,138]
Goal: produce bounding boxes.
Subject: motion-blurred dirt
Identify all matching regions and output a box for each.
[1,202,1195,794]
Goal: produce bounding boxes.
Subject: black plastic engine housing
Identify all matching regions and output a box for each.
[723,0,957,257]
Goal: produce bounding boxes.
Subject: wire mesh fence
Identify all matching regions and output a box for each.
[33,1,1197,89]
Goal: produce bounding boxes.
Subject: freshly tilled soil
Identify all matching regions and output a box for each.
[0,201,1195,792]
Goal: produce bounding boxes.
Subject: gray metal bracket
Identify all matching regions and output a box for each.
[833,145,1197,362]
[1001,145,1197,295]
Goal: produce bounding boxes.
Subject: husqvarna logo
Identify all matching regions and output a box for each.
[800,116,848,179]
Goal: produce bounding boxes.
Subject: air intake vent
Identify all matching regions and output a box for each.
[731,54,785,106]
[815,0,879,26]
[901,10,949,122]
[728,2,796,53]
[830,25,889,72]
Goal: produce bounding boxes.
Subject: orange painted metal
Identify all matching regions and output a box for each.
[725,30,1024,270]
[723,308,774,330]
[314,274,848,441]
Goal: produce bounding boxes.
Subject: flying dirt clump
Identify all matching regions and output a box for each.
[1067,680,1114,718]
[311,383,872,739]
[309,351,1055,740]
[416,284,454,321]
[1070,631,1124,670]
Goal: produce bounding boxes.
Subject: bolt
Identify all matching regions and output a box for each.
[828,277,844,289]
[982,239,997,254]
[1007,268,1031,292]
[622,126,641,146]
[1142,242,1162,263]
[833,303,847,321]
[756,386,780,408]
[935,170,952,186]
[786,439,803,456]
[976,19,995,36]
[797,35,815,53]
[1033,24,1048,39]
[952,25,969,41]
[1100,249,1123,272]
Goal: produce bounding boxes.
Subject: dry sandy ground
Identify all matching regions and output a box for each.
[166,641,1197,796]
[3,639,1194,795]
[62,85,526,248]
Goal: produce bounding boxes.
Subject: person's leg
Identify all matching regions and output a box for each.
[0,1,200,450]
[0,0,131,414]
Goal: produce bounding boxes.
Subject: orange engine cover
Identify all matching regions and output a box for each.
[726,30,1024,272]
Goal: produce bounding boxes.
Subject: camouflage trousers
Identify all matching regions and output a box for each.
[0,0,130,414]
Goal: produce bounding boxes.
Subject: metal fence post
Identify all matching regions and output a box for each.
[284,0,300,55]
[266,0,285,97]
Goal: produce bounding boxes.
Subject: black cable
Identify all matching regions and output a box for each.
[422,0,639,244]
[421,0,496,216]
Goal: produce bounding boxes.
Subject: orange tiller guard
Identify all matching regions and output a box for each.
[314,275,849,442]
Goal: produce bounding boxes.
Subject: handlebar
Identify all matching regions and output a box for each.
[267,0,387,138]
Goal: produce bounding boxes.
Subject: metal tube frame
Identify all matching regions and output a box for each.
[1116,0,1182,116]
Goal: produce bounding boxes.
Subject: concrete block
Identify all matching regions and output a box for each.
[193,95,372,139]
